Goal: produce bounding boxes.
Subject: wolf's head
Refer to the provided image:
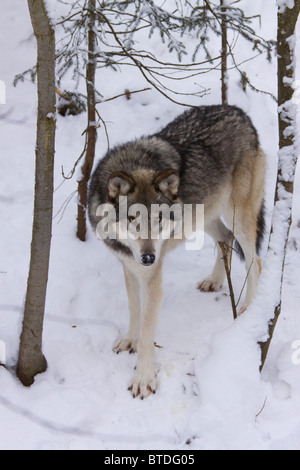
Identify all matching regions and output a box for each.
[102,168,182,266]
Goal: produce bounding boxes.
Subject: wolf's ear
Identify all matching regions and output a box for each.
[108,172,135,198]
[154,169,179,197]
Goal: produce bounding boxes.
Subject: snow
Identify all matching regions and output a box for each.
[47,112,57,120]
[0,80,6,105]
[0,0,300,451]
[0,341,6,365]
[277,0,295,14]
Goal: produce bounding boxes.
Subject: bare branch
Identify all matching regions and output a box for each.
[219,242,238,320]
[98,86,151,103]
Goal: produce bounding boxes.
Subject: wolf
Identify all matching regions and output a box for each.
[88,105,266,399]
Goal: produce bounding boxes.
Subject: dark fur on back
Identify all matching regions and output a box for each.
[153,105,259,205]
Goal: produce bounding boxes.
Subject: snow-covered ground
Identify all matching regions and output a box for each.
[0,0,300,450]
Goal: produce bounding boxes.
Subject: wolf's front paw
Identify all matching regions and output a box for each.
[198,276,222,293]
[128,368,157,399]
[113,335,138,354]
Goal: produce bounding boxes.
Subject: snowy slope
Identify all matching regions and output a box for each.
[0,0,300,450]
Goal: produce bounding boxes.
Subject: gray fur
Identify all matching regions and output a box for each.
[89,104,263,252]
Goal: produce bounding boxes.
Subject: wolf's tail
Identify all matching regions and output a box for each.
[234,200,266,261]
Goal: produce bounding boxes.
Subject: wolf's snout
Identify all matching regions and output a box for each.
[140,253,155,266]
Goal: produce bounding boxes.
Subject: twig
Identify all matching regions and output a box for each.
[98,87,151,103]
[235,259,254,309]
[95,108,110,151]
[53,190,77,224]
[61,133,88,180]
[60,104,109,187]
[219,241,238,320]
[255,396,267,419]
[219,238,255,317]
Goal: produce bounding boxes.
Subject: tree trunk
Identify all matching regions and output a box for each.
[259,0,300,370]
[17,0,56,386]
[220,0,228,104]
[77,0,97,241]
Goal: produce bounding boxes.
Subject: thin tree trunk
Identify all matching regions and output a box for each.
[259,0,300,370]
[220,0,228,104]
[77,0,97,241]
[17,0,56,386]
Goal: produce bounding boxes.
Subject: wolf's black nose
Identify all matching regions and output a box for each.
[141,253,155,266]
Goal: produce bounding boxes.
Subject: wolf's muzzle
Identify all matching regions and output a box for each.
[140,253,155,266]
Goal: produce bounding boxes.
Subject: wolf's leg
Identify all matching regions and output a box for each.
[198,218,233,292]
[128,264,163,399]
[232,219,262,315]
[226,146,266,314]
[114,265,140,354]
